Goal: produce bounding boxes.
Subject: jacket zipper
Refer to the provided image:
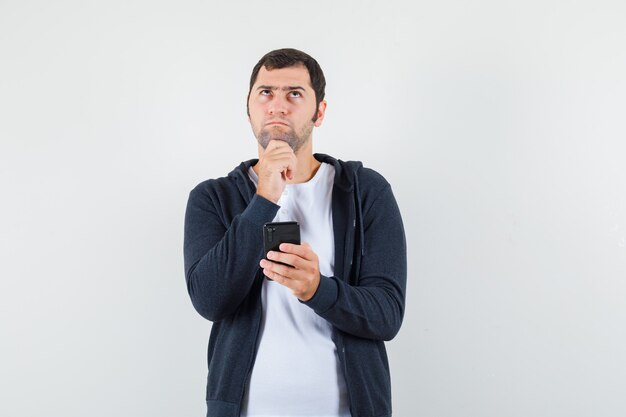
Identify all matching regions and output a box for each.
[338,202,357,416]
[337,333,355,416]
[239,273,263,414]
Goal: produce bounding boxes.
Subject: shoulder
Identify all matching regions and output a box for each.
[189,159,254,197]
[355,165,390,192]
[336,159,394,212]
[321,153,390,192]
[189,176,227,197]
[187,174,240,209]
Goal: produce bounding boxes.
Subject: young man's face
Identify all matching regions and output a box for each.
[248,64,325,153]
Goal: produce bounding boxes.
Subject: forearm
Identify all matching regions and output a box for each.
[304,273,405,341]
[302,185,407,341]
[184,192,280,322]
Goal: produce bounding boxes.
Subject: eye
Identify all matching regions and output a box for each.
[289,91,302,98]
[260,90,272,96]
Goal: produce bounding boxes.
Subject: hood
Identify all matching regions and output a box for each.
[227,152,363,195]
[227,153,366,257]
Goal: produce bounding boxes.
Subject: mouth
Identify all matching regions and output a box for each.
[265,121,290,127]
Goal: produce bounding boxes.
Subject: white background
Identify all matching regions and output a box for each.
[1,1,625,416]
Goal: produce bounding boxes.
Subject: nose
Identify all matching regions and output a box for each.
[267,94,289,116]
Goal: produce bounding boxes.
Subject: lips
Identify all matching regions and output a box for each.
[265,121,289,127]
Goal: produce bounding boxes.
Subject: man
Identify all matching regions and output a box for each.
[184,48,407,417]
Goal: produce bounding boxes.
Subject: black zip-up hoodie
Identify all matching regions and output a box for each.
[184,153,407,417]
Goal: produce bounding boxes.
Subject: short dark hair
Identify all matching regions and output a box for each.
[247,48,326,122]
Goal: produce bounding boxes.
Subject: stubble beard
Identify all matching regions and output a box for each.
[254,122,314,154]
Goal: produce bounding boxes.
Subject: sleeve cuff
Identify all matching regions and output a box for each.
[300,274,338,313]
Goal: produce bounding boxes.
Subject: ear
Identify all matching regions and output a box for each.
[314,100,327,127]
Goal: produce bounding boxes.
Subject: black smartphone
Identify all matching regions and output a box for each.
[263,221,300,280]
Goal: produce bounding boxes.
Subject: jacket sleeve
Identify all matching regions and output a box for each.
[302,183,407,341]
[184,186,280,322]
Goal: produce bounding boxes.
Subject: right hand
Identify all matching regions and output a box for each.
[255,140,297,204]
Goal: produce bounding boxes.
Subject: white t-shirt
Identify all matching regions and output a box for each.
[241,162,350,417]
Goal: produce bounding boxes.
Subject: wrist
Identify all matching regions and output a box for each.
[256,190,279,204]
[298,274,321,302]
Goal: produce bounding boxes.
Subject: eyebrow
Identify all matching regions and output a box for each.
[256,85,306,92]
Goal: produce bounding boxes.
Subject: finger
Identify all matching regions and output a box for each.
[263,269,304,296]
[266,153,296,168]
[260,259,279,279]
[267,139,292,150]
[267,251,304,269]
[279,242,316,261]
[266,147,295,157]
[265,156,297,168]
[262,257,308,280]
[264,141,294,156]
[267,148,295,160]
[287,154,297,180]
[262,262,301,281]
[263,268,287,284]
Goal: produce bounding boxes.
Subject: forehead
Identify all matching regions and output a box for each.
[253,65,312,90]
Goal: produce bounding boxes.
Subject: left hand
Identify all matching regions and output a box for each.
[260,242,321,301]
